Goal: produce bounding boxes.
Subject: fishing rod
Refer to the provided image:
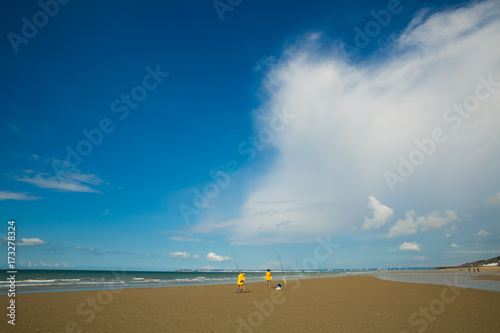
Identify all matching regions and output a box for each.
[231,251,240,273]
[276,248,287,287]
[232,251,245,291]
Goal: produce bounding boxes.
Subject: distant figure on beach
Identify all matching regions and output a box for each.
[265,269,272,289]
[473,268,476,274]
[477,267,480,273]
[468,268,471,274]
[237,272,245,293]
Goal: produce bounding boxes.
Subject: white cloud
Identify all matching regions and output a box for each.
[451,243,459,248]
[362,196,394,230]
[399,242,422,251]
[17,238,46,246]
[414,256,428,261]
[206,252,231,262]
[194,1,500,245]
[445,233,451,237]
[388,210,458,238]
[0,191,41,201]
[169,252,199,259]
[484,192,500,206]
[476,230,490,236]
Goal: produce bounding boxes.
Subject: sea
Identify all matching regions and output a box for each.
[1,269,353,294]
[2,269,499,294]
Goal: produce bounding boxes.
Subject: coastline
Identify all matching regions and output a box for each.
[2,275,499,332]
[6,267,500,295]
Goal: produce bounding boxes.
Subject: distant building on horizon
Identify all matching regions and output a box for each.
[482,262,499,267]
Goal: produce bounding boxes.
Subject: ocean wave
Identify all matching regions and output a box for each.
[23,279,56,283]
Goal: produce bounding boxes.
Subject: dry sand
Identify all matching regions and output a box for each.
[2,276,499,332]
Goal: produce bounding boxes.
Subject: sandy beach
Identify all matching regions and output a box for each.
[2,276,499,332]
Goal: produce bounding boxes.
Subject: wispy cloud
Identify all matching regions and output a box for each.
[24,261,74,268]
[14,157,104,193]
[451,243,460,248]
[414,256,428,261]
[100,209,110,217]
[73,246,96,252]
[476,230,490,236]
[0,190,42,201]
[169,252,199,259]
[142,254,161,258]
[17,172,101,193]
[169,236,213,243]
[454,250,500,254]
[484,192,500,206]
[206,252,231,262]
[8,122,24,134]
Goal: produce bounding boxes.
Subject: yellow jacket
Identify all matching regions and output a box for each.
[265,271,272,281]
[238,273,245,285]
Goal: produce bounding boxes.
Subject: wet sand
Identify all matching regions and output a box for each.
[471,273,500,281]
[2,276,499,332]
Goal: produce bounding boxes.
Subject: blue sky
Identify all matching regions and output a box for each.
[1,0,499,271]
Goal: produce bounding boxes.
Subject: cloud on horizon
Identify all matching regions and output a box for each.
[194,1,500,246]
[169,252,199,259]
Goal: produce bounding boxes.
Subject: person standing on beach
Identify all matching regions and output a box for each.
[237,272,245,293]
[265,269,272,289]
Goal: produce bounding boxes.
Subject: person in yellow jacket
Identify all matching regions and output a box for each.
[237,272,245,293]
[265,269,272,289]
